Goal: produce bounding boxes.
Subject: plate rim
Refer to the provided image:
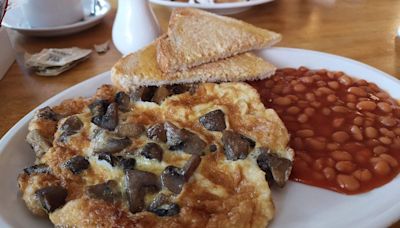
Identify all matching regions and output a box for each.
[149,0,274,9]
[1,0,111,32]
[1,47,400,227]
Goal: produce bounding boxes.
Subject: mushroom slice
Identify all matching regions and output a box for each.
[140,143,163,162]
[125,170,160,213]
[160,166,185,194]
[36,106,60,121]
[182,134,206,156]
[166,84,190,95]
[161,155,201,194]
[64,156,90,174]
[152,86,171,104]
[87,180,120,202]
[61,116,83,134]
[164,122,190,147]
[221,130,251,161]
[148,194,180,217]
[35,186,68,213]
[26,129,52,158]
[97,152,117,166]
[118,157,136,171]
[90,101,118,131]
[92,129,132,154]
[164,121,189,146]
[130,86,158,102]
[256,147,293,187]
[99,102,119,131]
[241,135,256,148]
[164,122,206,155]
[147,123,167,143]
[59,116,83,142]
[89,99,109,118]
[199,109,226,131]
[182,155,201,181]
[115,91,130,112]
[24,164,51,175]
[115,123,145,138]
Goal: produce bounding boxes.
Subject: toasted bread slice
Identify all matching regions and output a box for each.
[157,8,281,73]
[111,41,276,91]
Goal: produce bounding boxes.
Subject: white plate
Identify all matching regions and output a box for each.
[0,47,399,228]
[149,0,274,15]
[1,0,111,37]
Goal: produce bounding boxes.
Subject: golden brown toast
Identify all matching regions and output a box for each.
[111,41,276,92]
[157,8,281,73]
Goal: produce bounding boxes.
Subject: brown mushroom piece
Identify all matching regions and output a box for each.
[241,135,256,148]
[115,91,130,112]
[221,130,251,161]
[140,143,163,162]
[87,180,120,203]
[152,86,171,104]
[256,147,292,187]
[161,155,201,194]
[36,106,60,121]
[115,123,145,138]
[148,194,180,217]
[160,166,185,194]
[24,164,51,175]
[182,134,206,155]
[164,122,206,155]
[118,157,136,171]
[182,155,201,181]
[35,186,68,213]
[125,170,160,213]
[99,102,119,131]
[130,86,158,102]
[97,152,117,166]
[164,122,190,147]
[64,156,90,174]
[92,129,132,154]
[59,116,83,142]
[147,123,167,143]
[26,129,52,158]
[199,109,226,131]
[89,100,109,119]
[167,84,190,95]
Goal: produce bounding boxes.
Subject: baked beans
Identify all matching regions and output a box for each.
[250,67,400,194]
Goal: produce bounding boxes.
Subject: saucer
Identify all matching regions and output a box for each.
[1,0,111,37]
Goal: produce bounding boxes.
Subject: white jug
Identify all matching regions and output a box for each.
[112,0,160,55]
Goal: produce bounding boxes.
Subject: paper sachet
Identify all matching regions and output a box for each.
[25,47,92,76]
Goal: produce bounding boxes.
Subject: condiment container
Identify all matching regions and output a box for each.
[112,0,160,55]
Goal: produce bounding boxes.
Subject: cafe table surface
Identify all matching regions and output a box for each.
[1,0,400,226]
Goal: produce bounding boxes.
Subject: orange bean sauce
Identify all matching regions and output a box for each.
[249,67,400,194]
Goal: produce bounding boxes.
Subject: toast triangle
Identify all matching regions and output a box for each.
[111,41,276,92]
[157,8,281,73]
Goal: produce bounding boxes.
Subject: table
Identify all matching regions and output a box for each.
[1,0,399,226]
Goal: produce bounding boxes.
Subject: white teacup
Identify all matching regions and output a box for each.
[22,0,84,28]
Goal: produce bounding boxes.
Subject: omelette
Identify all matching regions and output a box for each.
[18,83,293,227]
